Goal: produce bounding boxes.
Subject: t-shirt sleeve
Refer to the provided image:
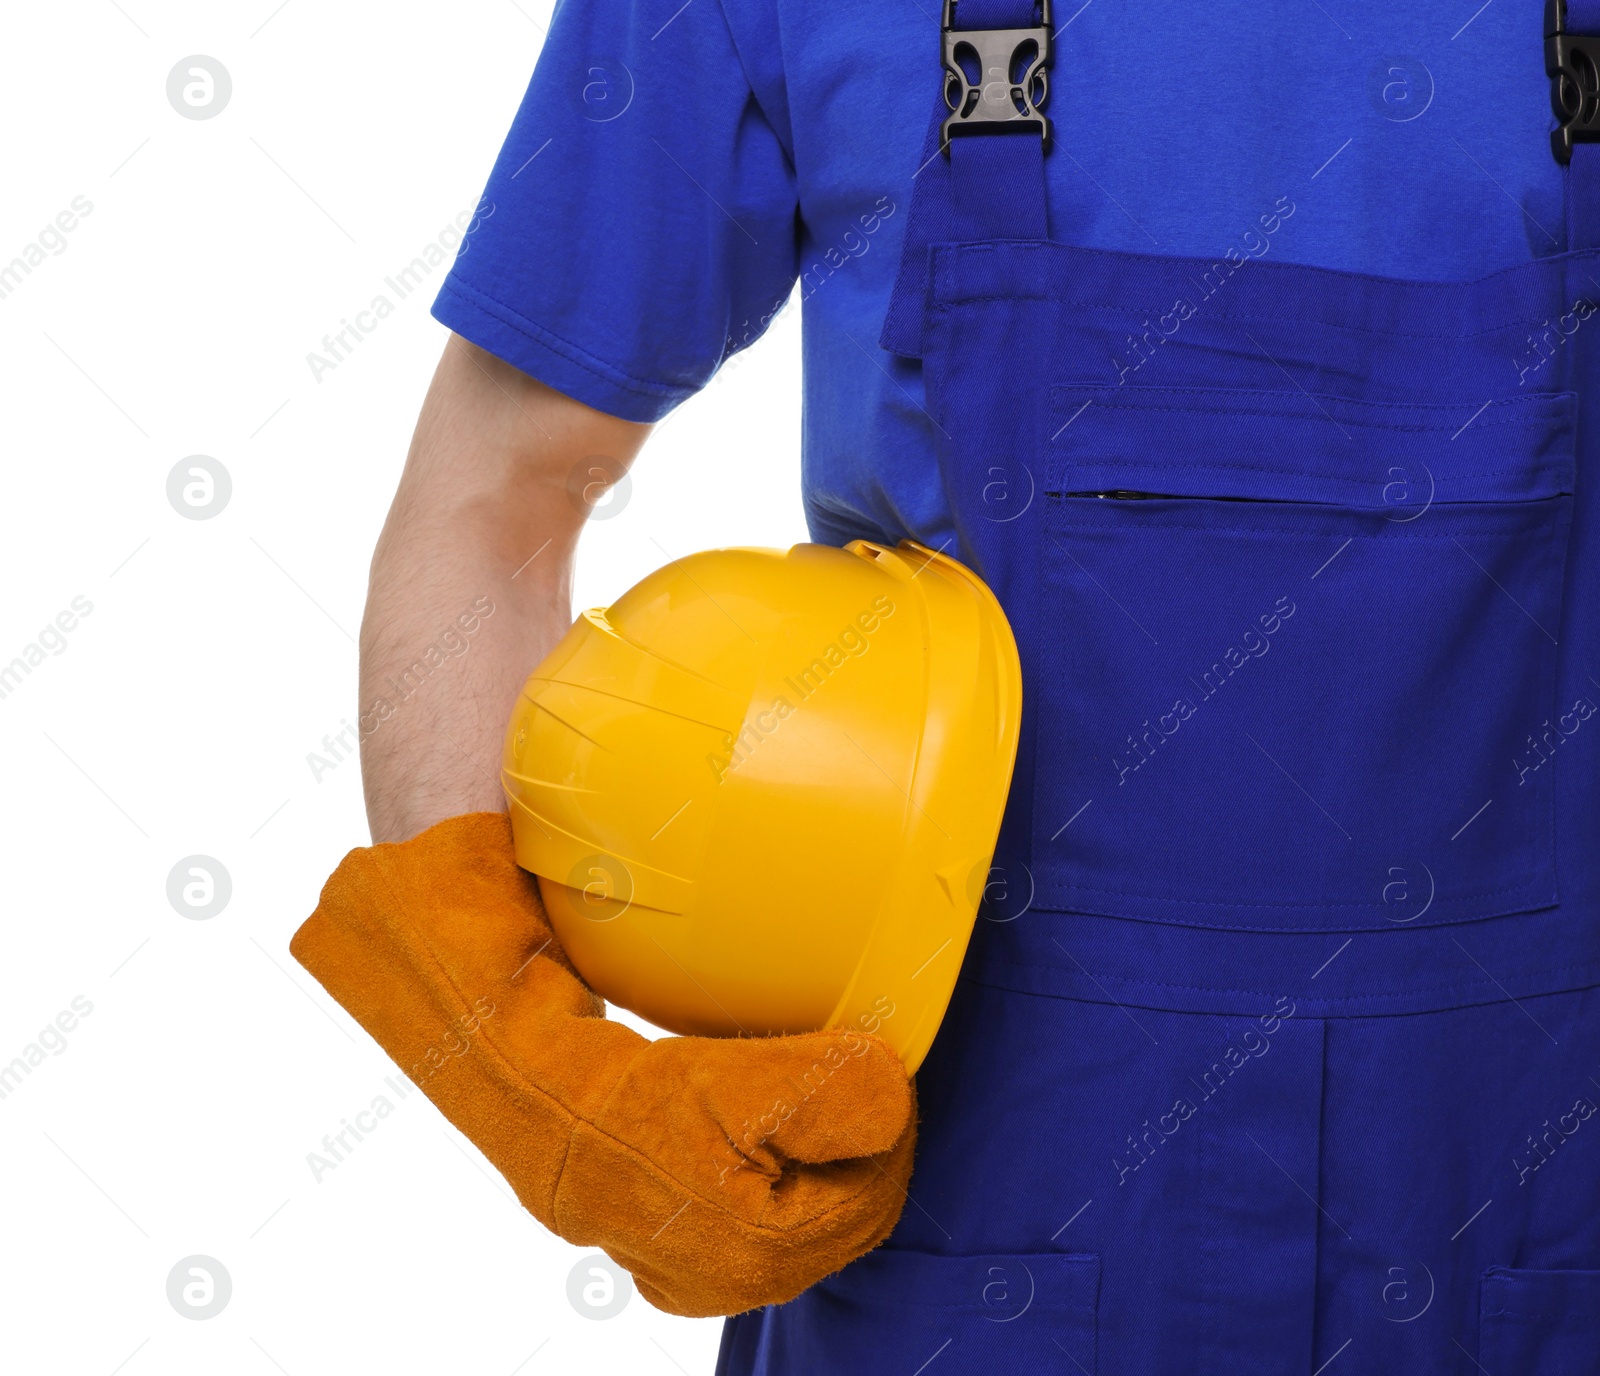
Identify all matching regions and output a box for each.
[432,0,799,422]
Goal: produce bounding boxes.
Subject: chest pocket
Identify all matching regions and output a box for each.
[1033,383,1577,932]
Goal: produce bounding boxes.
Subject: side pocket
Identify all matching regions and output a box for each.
[1480,1267,1600,1372]
[742,1250,1100,1374]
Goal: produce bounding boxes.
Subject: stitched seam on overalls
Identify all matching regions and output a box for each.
[934,242,1600,338]
[1484,1312,1574,1324]
[947,239,1600,295]
[968,957,1600,1005]
[852,1300,1098,1313]
[1050,460,1561,486]
[1050,386,1573,417]
[931,294,1560,342]
[1035,876,1548,910]
[1051,521,1560,542]
[1048,403,1568,436]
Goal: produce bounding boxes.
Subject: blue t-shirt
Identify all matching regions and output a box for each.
[432,0,1563,551]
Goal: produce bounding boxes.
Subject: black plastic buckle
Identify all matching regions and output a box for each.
[1548,0,1600,162]
[940,0,1052,153]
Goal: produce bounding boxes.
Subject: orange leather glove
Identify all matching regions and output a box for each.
[289,812,916,1316]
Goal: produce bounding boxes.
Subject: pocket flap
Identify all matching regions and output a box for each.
[1051,385,1576,508]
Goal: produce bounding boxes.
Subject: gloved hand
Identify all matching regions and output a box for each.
[289,811,916,1317]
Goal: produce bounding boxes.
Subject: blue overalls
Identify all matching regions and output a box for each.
[720,2,1600,1370]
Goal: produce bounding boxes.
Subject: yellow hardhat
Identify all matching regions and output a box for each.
[501,540,1022,1074]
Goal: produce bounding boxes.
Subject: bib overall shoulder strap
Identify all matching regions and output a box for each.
[885,0,1600,358]
[1551,0,1600,248]
[879,0,1052,358]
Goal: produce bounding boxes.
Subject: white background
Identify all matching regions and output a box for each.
[0,3,805,1372]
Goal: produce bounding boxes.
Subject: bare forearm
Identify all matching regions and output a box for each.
[359,337,649,843]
